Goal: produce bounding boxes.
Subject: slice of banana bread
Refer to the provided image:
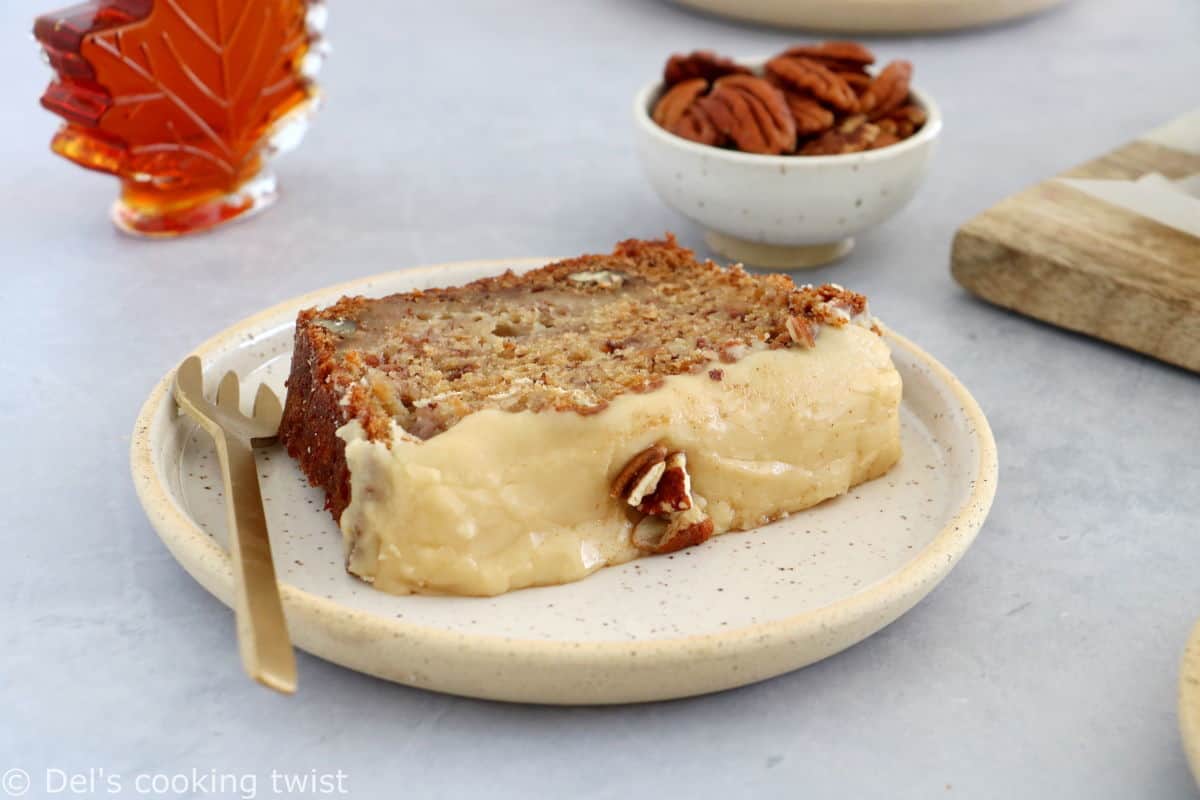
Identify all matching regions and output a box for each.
[279,236,901,596]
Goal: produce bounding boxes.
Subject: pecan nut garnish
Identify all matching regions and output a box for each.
[860,60,913,120]
[652,78,722,146]
[699,75,796,155]
[781,41,875,71]
[611,444,669,504]
[633,506,715,555]
[568,269,627,289]
[637,451,694,516]
[765,55,858,113]
[663,50,751,87]
[614,446,714,555]
[785,316,817,347]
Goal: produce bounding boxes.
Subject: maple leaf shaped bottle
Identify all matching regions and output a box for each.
[34,0,326,237]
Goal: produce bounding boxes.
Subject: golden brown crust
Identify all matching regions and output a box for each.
[278,312,356,520]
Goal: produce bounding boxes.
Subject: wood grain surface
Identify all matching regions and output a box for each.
[952,139,1200,373]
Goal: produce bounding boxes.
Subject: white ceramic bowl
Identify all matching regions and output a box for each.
[633,60,942,268]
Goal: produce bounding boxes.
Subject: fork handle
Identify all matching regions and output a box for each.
[213,432,297,693]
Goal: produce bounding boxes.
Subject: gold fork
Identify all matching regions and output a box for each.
[173,356,297,694]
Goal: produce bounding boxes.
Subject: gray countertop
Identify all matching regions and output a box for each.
[3,0,1199,797]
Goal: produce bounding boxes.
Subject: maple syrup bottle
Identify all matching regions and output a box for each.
[34,0,326,237]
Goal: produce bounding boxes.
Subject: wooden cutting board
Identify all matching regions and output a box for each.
[951,110,1200,373]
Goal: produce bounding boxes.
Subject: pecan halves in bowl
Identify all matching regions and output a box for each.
[838,71,872,96]
[652,78,708,128]
[672,106,721,146]
[765,55,858,113]
[699,75,796,155]
[663,50,751,87]
[780,41,875,72]
[783,93,835,136]
[650,42,926,156]
[861,60,913,120]
[651,78,723,146]
[799,115,882,155]
[876,103,927,137]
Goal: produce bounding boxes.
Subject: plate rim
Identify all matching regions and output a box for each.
[130,258,998,692]
[670,0,1067,33]
[1180,621,1200,786]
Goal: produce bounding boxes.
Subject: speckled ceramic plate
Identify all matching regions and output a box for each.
[1180,621,1200,786]
[670,0,1066,33]
[131,259,997,704]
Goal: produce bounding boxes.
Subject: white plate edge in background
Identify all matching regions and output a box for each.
[670,0,1067,34]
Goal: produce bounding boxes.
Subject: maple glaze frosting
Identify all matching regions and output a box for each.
[337,325,902,596]
[277,237,905,597]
